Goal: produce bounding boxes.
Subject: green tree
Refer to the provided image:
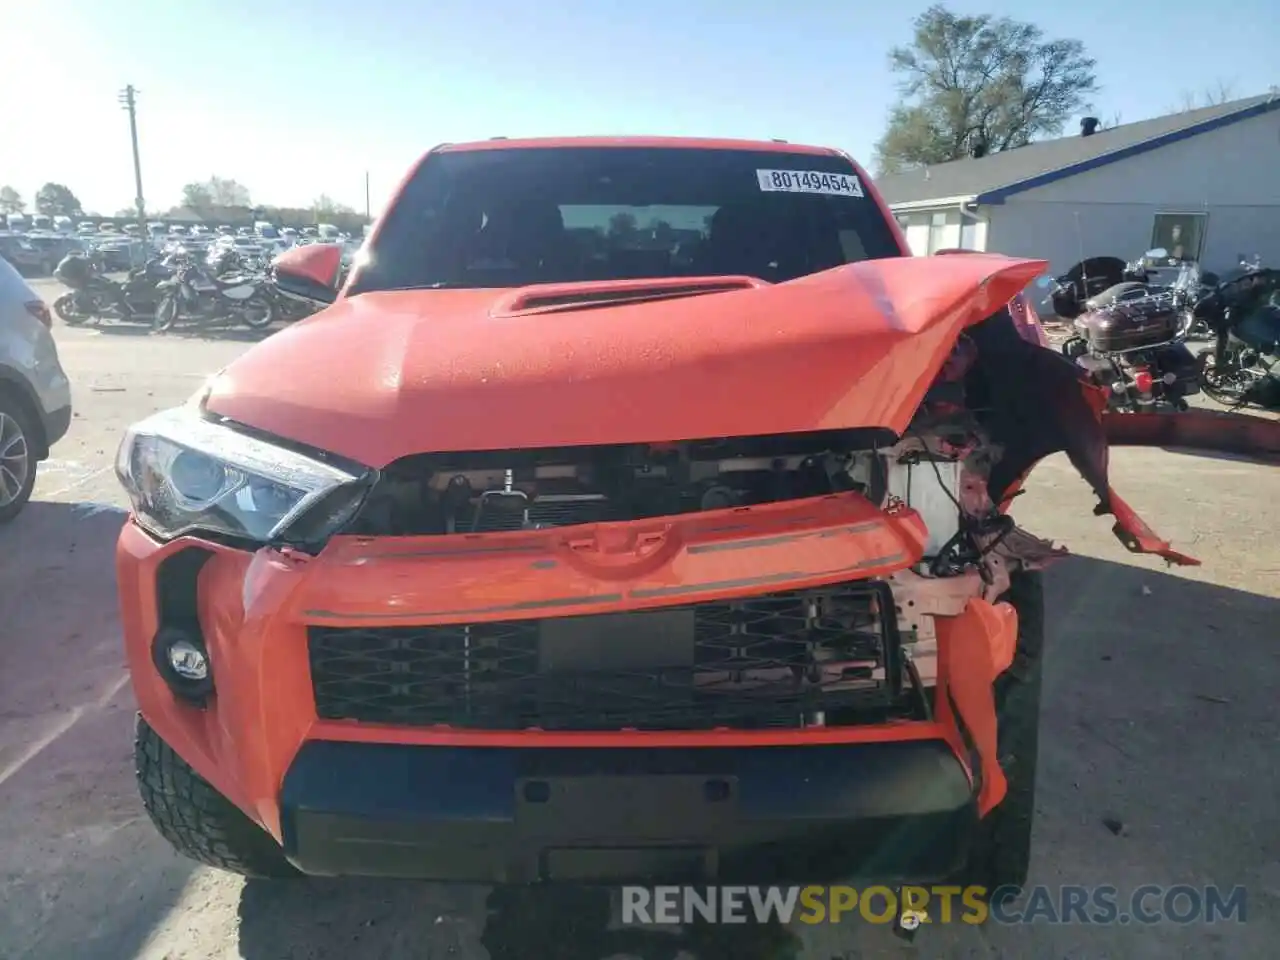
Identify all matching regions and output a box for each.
[0,186,24,215]
[34,183,84,217]
[874,5,1097,174]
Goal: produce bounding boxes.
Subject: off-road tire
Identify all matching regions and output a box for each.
[135,715,298,878]
[954,569,1044,897]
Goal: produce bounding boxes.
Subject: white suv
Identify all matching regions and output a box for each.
[0,256,72,522]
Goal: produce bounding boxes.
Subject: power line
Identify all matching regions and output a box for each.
[118,85,146,232]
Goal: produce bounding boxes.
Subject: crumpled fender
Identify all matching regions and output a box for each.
[1095,407,1279,566]
[965,314,1209,566]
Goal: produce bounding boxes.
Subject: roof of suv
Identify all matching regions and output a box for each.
[433,136,843,156]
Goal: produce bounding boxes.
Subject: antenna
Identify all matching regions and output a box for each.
[1074,211,1088,291]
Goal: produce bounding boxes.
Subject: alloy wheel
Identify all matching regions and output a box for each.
[0,412,31,508]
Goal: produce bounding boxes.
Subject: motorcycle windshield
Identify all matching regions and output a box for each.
[1062,257,1126,283]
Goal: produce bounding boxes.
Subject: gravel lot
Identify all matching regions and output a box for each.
[2,280,1278,960]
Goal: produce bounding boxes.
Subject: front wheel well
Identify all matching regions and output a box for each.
[0,375,49,459]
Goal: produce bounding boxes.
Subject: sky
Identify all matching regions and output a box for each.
[3,0,1277,217]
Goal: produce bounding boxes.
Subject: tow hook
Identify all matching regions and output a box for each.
[891,888,925,943]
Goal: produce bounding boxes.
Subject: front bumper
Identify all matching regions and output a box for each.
[41,403,72,449]
[117,491,1017,881]
[282,739,976,882]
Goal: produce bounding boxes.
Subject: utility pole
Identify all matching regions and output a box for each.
[364,171,371,220]
[118,85,146,235]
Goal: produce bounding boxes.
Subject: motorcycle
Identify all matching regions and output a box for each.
[1044,250,1220,339]
[1043,256,1131,319]
[152,259,277,333]
[1050,249,1203,413]
[1194,256,1280,410]
[52,254,173,325]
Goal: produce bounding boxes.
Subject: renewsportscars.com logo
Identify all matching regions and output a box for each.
[619,885,1248,927]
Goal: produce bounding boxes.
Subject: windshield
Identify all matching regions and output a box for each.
[348,146,901,294]
[1174,260,1201,292]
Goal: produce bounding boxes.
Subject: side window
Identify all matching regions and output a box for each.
[1151,213,1207,262]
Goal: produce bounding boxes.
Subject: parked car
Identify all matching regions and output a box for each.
[0,235,55,276]
[0,255,71,522]
[26,233,85,265]
[92,237,153,272]
[113,136,1270,901]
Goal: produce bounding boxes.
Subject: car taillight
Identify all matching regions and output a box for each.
[25,300,52,329]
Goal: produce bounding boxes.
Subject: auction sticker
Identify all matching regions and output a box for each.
[757,169,864,197]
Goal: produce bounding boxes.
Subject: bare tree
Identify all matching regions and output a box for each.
[206,176,251,208]
[874,4,1097,174]
[1173,79,1238,112]
[312,194,355,217]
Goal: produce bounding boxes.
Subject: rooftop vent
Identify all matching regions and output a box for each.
[1080,117,1100,137]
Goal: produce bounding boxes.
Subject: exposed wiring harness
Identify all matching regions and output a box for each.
[905,426,1016,580]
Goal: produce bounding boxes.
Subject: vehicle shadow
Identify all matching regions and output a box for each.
[0,500,196,960]
[232,555,1280,959]
[238,881,806,960]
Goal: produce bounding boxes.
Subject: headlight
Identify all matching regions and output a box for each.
[116,406,371,545]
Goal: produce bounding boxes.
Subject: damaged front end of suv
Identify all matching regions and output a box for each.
[114,139,1279,894]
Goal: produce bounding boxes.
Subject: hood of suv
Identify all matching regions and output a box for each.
[203,255,1045,466]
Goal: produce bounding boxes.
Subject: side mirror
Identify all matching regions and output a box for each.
[272,242,344,306]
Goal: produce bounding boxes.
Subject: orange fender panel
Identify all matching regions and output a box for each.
[934,598,1019,817]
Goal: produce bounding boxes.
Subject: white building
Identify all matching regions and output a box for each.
[876,93,1280,277]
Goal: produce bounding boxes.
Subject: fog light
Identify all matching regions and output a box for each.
[167,639,208,680]
[152,627,214,703]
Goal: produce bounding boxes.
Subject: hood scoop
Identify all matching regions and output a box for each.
[492,275,767,316]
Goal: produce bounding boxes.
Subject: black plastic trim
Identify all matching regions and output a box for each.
[279,739,977,883]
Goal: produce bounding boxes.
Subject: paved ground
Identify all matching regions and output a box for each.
[2,280,1278,959]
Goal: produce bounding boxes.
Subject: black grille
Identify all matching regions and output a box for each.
[470,494,610,532]
[307,581,900,732]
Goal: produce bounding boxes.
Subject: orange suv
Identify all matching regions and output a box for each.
[114,137,1270,898]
